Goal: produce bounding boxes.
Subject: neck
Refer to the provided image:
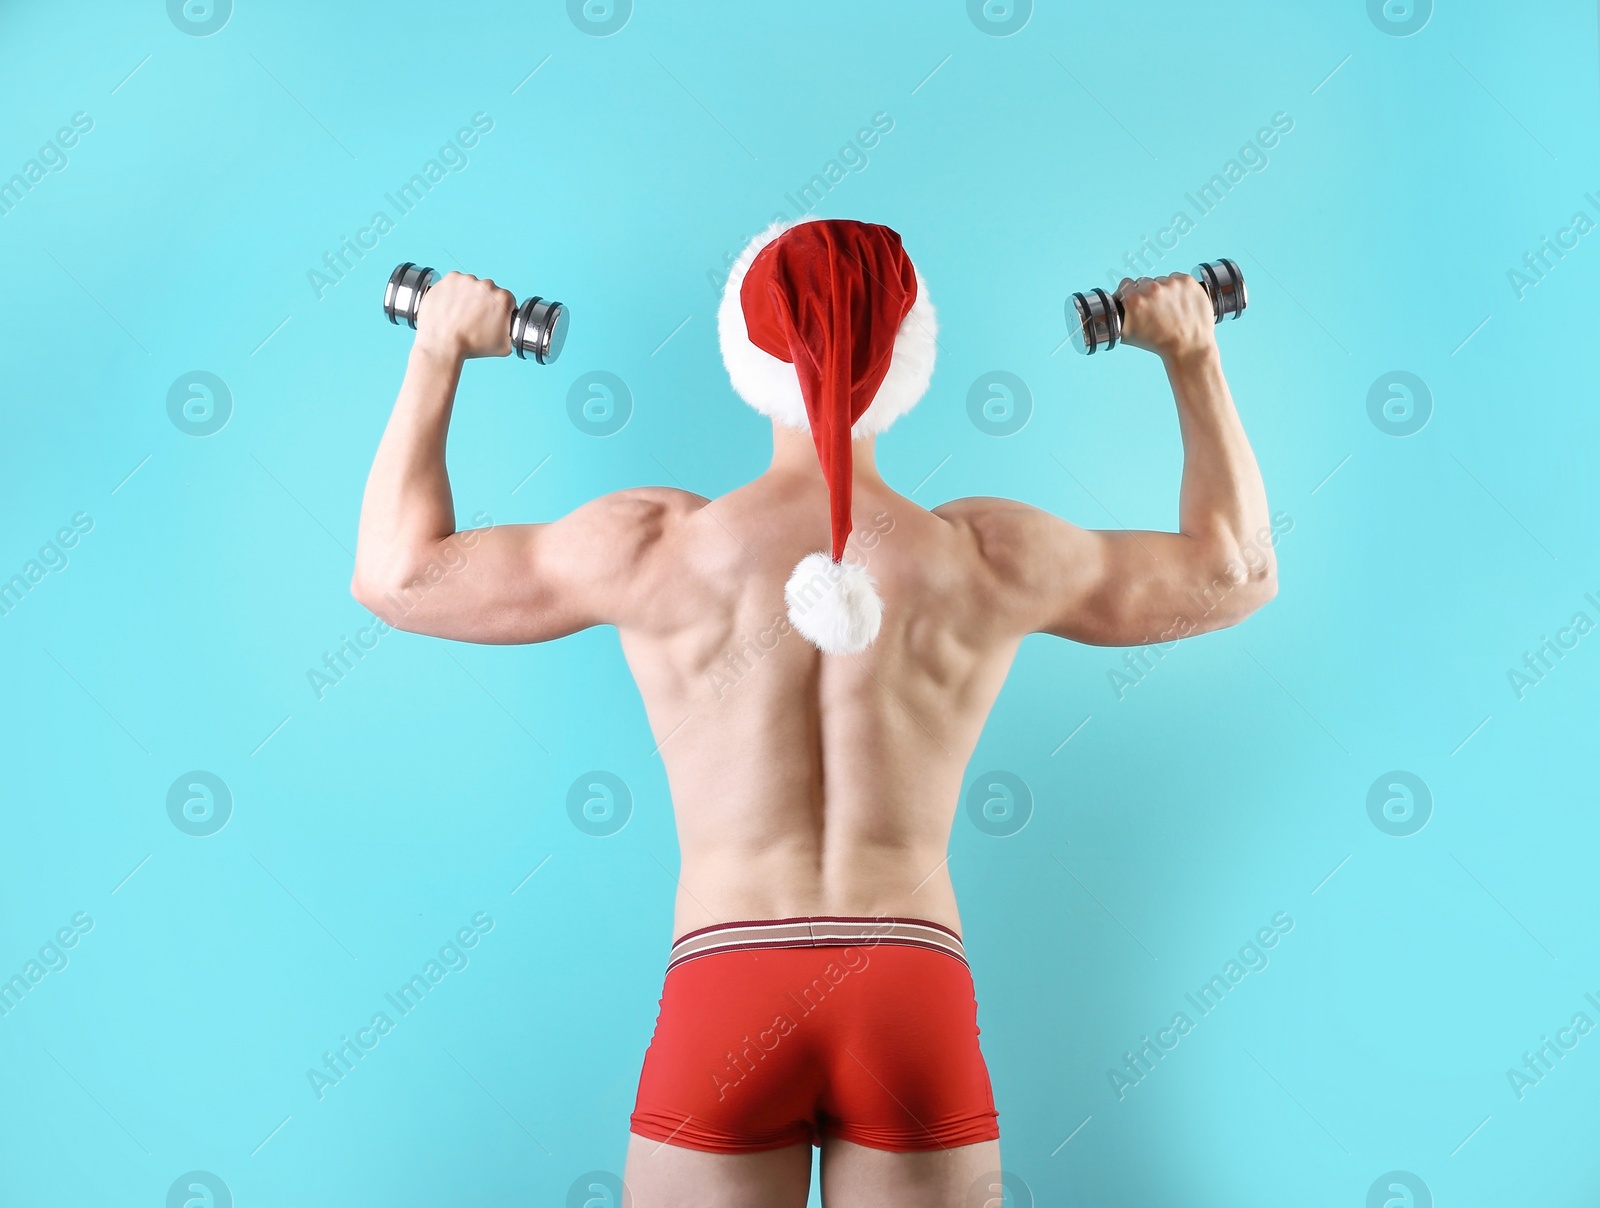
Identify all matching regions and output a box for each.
[768,425,882,485]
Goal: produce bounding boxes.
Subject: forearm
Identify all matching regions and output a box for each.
[1165,346,1272,571]
[354,346,464,589]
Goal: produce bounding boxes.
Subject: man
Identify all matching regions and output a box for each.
[352,218,1276,1206]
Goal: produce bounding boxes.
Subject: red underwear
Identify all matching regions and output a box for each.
[629,916,999,1153]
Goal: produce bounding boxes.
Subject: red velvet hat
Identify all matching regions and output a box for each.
[718,218,938,653]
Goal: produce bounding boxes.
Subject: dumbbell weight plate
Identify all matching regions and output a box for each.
[511,296,569,365]
[1193,258,1247,326]
[1067,287,1122,356]
[384,262,436,329]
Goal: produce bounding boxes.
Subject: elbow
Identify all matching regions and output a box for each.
[350,564,410,626]
[1231,550,1278,618]
[351,538,427,614]
[350,569,377,611]
[1245,536,1279,600]
[1246,564,1278,613]
[1195,542,1277,628]
[350,569,388,617]
[352,539,453,633]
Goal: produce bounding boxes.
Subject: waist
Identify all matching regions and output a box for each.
[667,915,966,973]
[671,840,961,933]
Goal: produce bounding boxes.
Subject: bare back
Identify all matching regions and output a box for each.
[616,474,1020,939]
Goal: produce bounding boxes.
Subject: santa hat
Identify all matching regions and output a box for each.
[718,217,938,655]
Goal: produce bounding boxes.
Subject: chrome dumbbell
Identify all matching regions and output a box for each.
[383,262,569,364]
[1067,258,1247,355]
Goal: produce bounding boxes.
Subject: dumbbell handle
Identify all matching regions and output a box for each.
[383,262,569,365]
[1067,258,1247,355]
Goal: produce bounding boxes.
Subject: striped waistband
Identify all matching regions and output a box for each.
[666,916,965,973]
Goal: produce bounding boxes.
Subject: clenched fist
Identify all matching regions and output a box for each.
[1115,273,1217,363]
[414,272,515,361]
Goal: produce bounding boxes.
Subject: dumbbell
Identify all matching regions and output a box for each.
[383,262,569,364]
[1067,259,1247,355]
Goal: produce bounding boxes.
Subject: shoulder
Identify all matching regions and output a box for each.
[568,486,707,541]
[932,495,1057,581]
[521,487,706,627]
[931,495,1034,529]
[588,485,709,518]
[536,488,710,589]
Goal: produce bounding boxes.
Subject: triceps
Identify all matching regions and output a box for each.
[362,513,499,630]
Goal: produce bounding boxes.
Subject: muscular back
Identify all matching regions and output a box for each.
[613,474,1022,938]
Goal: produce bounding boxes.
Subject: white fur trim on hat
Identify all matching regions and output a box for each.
[718,218,937,436]
[783,552,883,655]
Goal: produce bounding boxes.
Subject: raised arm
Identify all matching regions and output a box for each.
[350,272,701,644]
[937,272,1278,647]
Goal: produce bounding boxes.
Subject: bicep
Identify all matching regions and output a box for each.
[359,489,696,644]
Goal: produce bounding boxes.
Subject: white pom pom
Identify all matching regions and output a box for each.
[784,553,883,655]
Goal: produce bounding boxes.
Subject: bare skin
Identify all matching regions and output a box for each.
[353,269,1276,1206]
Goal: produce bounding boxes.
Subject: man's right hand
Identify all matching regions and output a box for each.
[1115,273,1217,365]
[414,272,515,361]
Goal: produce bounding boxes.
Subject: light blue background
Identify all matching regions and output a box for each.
[2,1,1598,1204]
